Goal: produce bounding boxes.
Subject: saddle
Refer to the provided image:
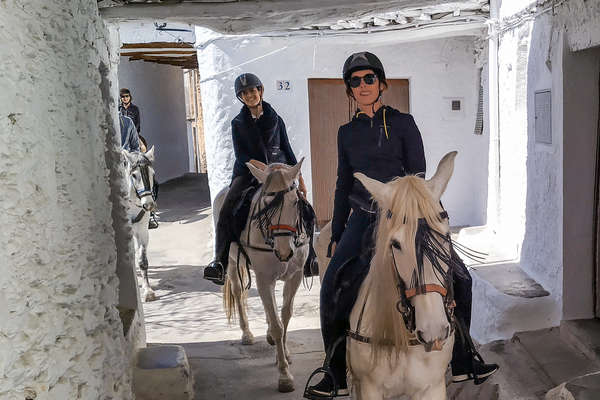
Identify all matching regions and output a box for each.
[231,184,260,241]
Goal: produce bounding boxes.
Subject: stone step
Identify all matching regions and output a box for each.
[133,345,194,400]
[516,328,600,387]
[470,263,560,343]
[560,319,600,365]
[546,371,600,400]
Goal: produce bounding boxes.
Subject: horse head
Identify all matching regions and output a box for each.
[247,158,304,262]
[354,151,457,353]
[123,146,156,213]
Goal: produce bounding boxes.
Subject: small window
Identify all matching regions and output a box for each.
[452,100,461,111]
[535,90,552,144]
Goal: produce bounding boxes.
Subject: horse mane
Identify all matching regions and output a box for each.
[127,151,151,168]
[364,175,448,359]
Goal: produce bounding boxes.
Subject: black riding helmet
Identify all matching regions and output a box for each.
[234,73,263,102]
[342,52,386,87]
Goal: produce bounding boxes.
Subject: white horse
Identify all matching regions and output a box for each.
[316,152,458,400]
[124,147,157,302]
[213,160,309,393]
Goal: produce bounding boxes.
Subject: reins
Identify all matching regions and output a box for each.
[232,172,309,290]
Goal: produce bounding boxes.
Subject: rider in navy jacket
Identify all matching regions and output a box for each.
[231,100,297,180]
[304,52,498,399]
[331,107,425,244]
[204,73,312,286]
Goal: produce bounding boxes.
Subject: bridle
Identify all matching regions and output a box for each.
[248,176,307,259]
[390,210,456,342]
[348,210,456,349]
[128,156,153,223]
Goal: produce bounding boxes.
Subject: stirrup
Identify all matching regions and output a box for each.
[303,335,347,399]
[203,261,226,285]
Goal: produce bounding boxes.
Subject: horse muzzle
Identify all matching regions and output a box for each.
[274,249,294,262]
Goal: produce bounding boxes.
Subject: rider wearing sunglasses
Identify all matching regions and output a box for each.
[304,52,498,399]
[203,73,318,286]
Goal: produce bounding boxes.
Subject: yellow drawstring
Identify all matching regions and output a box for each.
[355,107,389,140]
[383,107,389,140]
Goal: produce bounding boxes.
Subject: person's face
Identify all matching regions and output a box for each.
[240,87,262,108]
[121,93,131,105]
[350,69,384,107]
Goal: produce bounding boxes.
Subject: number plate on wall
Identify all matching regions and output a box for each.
[276,80,291,91]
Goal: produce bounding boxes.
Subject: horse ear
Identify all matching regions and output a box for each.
[285,157,304,182]
[426,151,457,201]
[354,173,392,206]
[122,149,134,166]
[145,146,155,162]
[246,162,268,183]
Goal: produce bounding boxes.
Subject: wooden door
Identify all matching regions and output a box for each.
[308,79,410,227]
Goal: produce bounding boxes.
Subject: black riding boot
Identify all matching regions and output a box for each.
[203,175,250,286]
[451,250,499,384]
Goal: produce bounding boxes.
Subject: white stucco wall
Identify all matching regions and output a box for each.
[197,30,489,228]
[118,59,191,183]
[491,0,600,325]
[0,2,133,399]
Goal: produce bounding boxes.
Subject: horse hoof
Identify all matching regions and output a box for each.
[144,291,157,302]
[267,334,275,346]
[278,379,294,393]
[241,333,254,345]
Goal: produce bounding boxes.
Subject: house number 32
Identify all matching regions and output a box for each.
[276,80,291,91]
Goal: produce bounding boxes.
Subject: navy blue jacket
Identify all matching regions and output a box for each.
[231,101,298,179]
[331,106,426,242]
[119,103,141,133]
[119,113,140,152]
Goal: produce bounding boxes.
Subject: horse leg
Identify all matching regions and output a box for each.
[353,379,383,400]
[134,227,156,302]
[413,380,446,400]
[281,270,302,363]
[228,252,253,345]
[256,277,294,393]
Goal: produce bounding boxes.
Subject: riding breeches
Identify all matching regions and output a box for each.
[214,174,253,270]
[320,210,376,383]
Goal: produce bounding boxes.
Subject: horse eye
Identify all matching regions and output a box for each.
[391,240,402,250]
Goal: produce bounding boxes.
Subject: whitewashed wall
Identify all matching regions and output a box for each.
[118,59,190,183]
[490,0,600,326]
[0,2,133,399]
[198,31,489,227]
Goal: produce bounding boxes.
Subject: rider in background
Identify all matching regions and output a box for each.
[203,73,315,285]
[304,52,498,399]
[119,111,140,152]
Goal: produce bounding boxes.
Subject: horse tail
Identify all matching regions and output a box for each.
[223,276,236,323]
[222,254,249,323]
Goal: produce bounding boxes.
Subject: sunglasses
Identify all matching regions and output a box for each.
[121,94,130,98]
[349,73,378,88]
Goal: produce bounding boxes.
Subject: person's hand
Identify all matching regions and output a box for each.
[298,175,308,199]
